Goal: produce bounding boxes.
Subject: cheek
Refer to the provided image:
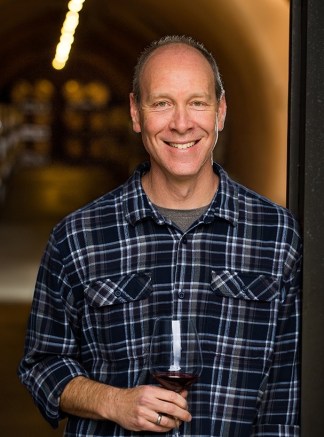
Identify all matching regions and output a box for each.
[142,114,169,135]
[201,117,218,137]
[194,111,218,129]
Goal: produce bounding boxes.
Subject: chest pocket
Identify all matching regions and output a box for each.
[211,270,280,302]
[85,272,153,307]
[202,270,280,370]
[83,272,153,364]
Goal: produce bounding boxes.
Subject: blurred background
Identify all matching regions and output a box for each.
[0,0,290,435]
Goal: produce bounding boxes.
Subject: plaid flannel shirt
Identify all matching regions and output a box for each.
[18,162,302,437]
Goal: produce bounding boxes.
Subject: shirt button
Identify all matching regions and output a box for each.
[114,290,121,297]
[178,291,185,299]
[182,236,188,244]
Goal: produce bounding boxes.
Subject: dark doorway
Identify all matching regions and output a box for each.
[288,1,324,435]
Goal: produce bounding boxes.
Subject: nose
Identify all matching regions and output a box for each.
[169,104,194,133]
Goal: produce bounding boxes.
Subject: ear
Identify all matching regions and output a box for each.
[216,94,227,132]
[129,93,142,133]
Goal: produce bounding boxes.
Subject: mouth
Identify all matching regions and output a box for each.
[167,141,197,150]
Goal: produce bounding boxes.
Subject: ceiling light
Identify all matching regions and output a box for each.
[52,1,86,70]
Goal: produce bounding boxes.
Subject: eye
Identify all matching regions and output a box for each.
[190,100,207,108]
[152,100,170,110]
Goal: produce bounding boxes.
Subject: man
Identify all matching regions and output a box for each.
[19,35,302,436]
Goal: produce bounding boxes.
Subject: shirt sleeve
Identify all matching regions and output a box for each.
[17,232,88,428]
[251,238,302,437]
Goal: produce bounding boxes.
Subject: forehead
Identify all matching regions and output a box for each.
[141,43,214,85]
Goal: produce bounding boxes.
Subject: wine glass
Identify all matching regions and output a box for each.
[149,316,203,437]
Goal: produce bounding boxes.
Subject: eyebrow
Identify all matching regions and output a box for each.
[146,92,213,101]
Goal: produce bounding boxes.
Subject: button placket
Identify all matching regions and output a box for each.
[173,233,190,305]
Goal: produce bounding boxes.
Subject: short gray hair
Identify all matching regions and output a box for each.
[132,35,225,104]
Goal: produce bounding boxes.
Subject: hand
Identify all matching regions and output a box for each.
[109,385,192,432]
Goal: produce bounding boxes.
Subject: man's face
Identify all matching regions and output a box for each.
[130,44,226,182]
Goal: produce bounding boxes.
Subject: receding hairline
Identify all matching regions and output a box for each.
[140,42,213,76]
[132,36,225,104]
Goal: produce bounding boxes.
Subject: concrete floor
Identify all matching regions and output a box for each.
[0,162,120,301]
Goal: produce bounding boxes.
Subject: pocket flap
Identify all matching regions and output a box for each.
[211,270,279,302]
[84,272,152,307]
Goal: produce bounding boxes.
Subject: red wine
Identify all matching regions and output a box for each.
[153,371,198,392]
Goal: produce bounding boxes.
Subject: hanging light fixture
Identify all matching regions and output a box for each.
[52,0,86,70]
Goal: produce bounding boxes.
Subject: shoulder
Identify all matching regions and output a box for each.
[216,163,301,242]
[49,164,148,247]
[238,181,298,225]
[51,181,125,244]
[235,181,302,258]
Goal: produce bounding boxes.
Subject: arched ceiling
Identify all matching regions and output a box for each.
[0,0,290,205]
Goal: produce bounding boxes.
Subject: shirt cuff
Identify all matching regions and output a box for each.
[23,356,88,428]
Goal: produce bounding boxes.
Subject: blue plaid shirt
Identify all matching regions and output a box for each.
[18,162,302,437]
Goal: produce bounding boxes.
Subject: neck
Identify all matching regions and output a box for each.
[142,168,219,209]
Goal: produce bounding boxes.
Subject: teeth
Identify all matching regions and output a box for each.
[168,141,196,149]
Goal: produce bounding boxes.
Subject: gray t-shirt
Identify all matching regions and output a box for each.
[154,204,209,232]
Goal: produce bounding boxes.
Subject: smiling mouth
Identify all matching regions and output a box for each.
[167,141,197,150]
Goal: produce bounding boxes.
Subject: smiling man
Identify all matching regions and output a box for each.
[130,41,226,210]
[19,36,302,437]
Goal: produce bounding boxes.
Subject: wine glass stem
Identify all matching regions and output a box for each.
[173,418,180,437]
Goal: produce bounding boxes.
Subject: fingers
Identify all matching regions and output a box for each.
[128,403,181,432]
[150,412,176,430]
[157,386,189,411]
[135,385,191,421]
[144,386,191,424]
[111,385,191,432]
[144,386,192,427]
[148,411,185,432]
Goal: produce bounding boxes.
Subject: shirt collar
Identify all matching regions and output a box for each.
[123,162,239,227]
[205,162,239,226]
